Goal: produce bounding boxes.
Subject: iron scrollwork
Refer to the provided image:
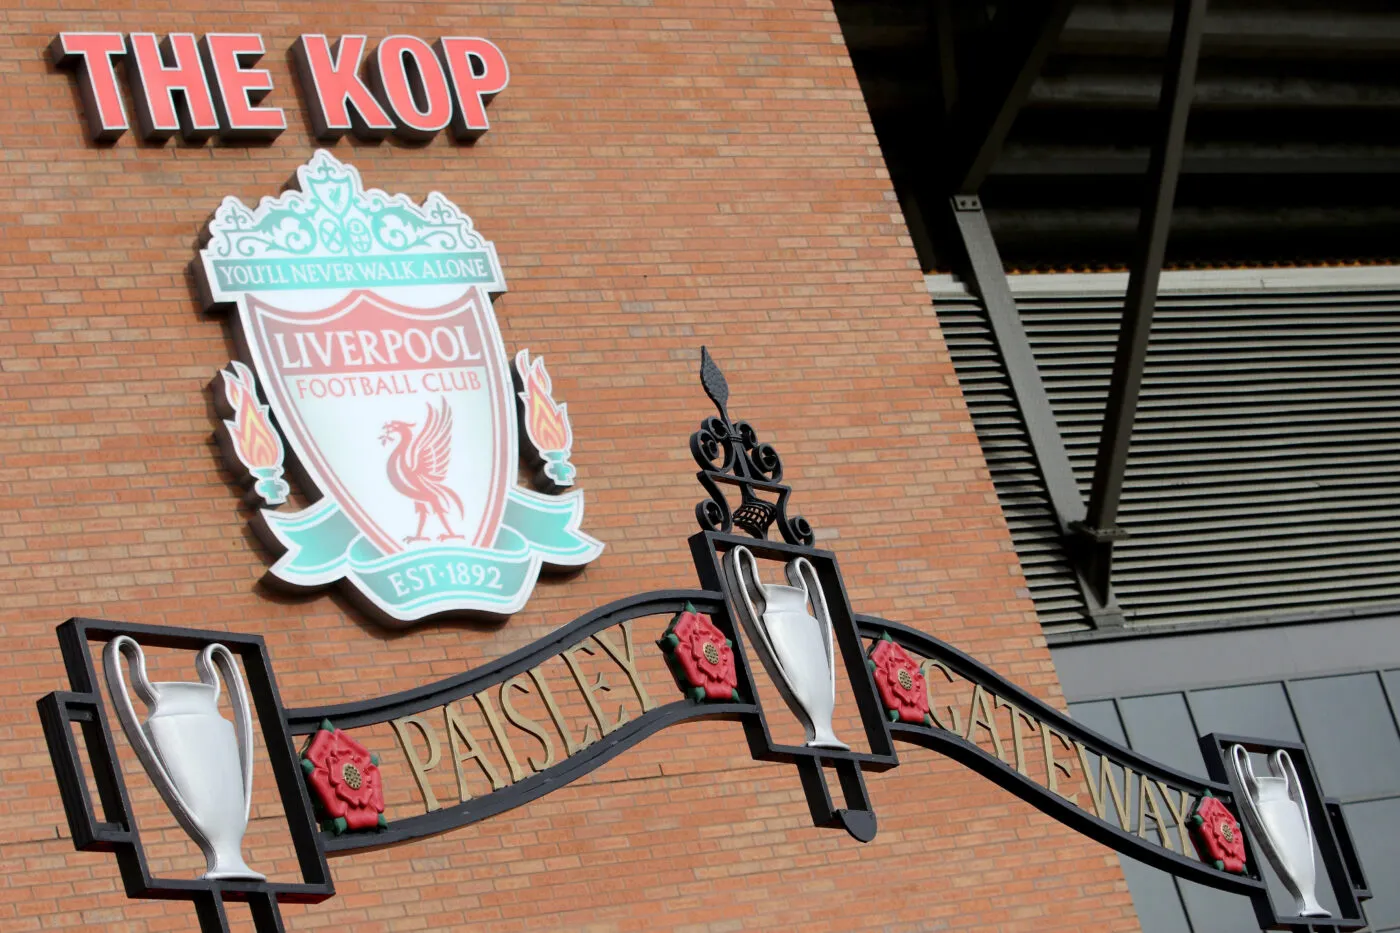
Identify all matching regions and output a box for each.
[691,347,814,545]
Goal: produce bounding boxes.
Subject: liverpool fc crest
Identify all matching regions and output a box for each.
[200,151,602,626]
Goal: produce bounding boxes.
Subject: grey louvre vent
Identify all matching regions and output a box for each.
[935,294,1090,628]
[933,268,1400,632]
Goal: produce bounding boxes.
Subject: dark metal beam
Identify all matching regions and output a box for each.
[945,196,1086,535]
[948,0,1077,194]
[1073,0,1209,607]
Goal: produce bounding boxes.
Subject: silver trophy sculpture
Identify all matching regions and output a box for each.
[726,545,849,750]
[104,635,264,880]
[1230,744,1330,918]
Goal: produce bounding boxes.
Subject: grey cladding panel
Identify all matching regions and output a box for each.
[1289,673,1400,799]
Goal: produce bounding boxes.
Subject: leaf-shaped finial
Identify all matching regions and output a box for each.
[699,346,729,418]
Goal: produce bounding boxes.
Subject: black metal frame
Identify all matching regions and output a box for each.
[865,617,1370,929]
[691,532,897,842]
[285,589,755,853]
[34,348,1375,932]
[863,615,1261,893]
[37,618,334,933]
[1201,734,1371,932]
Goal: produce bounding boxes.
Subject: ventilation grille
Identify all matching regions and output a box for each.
[936,296,1090,627]
[937,275,1400,631]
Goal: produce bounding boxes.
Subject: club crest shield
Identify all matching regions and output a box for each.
[199,151,602,626]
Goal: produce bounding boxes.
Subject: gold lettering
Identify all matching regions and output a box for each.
[389,714,442,811]
[1158,783,1196,855]
[920,659,963,734]
[445,701,505,799]
[529,667,586,755]
[500,675,557,773]
[1075,742,1134,828]
[1041,724,1076,803]
[562,642,612,741]
[965,685,1008,764]
[997,696,1040,776]
[1136,777,1174,850]
[594,620,656,714]
[475,690,526,784]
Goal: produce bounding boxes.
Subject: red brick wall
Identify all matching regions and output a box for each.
[0,1,1139,930]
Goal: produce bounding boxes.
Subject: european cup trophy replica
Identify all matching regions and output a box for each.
[726,544,848,749]
[104,636,264,881]
[1231,744,1330,918]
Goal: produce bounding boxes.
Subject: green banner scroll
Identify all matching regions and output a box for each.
[260,488,602,621]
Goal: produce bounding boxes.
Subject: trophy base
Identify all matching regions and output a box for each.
[806,737,852,752]
[201,859,267,883]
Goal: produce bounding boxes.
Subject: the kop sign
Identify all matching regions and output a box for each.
[50,32,508,144]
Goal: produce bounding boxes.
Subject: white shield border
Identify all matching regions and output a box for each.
[236,287,517,563]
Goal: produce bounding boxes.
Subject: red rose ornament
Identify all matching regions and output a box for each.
[1190,794,1247,874]
[867,634,932,725]
[660,603,740,702]
[301,720,387,834]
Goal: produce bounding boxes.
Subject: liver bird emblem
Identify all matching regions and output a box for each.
[379,398,466,543]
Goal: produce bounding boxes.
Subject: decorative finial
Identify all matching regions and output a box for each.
[688,346,814,546]
[699,346,729,420]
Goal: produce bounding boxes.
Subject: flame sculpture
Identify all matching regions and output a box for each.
[220,361,290,505]
[514,349,576,487]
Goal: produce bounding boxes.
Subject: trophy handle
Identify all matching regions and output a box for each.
[787,556,837,711]
[727,545,792,689]
[1272,749,1330,916]
[1271,750,1309,824]
[103,636,214,851]
[1230,743,1267,857]
[1231,743,1260,796]
[196,644,256,829]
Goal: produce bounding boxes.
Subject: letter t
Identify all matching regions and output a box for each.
[50,33,129,142]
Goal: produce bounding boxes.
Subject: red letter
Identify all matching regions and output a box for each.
[437,38,509,141]
[127,33,220,141]
[49,33,128,142]
[200,34,284,140]
[370,36,454,142]
[291,35,395,140]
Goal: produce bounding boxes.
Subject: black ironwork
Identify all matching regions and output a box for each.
[34,345,1373,932]
[864,614,1255,891]
[691,530,899,842]
[1071,0,1209,607]
[691,346,813,545]
[862,615,1370,930]
[37,619,334,933]
[284,589,755,853]
[1201,734,1371,932]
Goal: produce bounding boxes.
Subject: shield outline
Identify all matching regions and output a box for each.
[234,286,517,578]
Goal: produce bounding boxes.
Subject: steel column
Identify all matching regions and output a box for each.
[1071,0,1209,606]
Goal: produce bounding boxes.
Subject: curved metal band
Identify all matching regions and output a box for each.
[285,589,722,732]
[858,614,1266,896]
[321,698,754,853]
[282,588,760,852]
